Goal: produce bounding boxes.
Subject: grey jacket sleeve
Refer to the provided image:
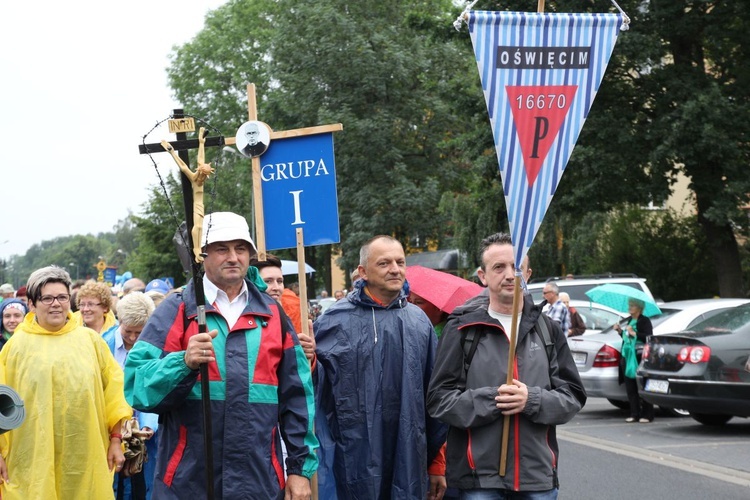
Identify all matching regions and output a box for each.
[522,317,587,425]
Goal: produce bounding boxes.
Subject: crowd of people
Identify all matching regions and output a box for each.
[0,212,590,500]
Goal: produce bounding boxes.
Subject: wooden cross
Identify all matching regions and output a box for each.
[138,110,231,265]
[137,110,228,500]
[239,83,342,333]
[240,83,343,262]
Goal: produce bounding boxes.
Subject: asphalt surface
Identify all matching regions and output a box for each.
[556,398,750,499]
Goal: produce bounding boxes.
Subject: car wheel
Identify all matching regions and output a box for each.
[660,406,689,417]
[690,413,733,426]
[606,399,629,410]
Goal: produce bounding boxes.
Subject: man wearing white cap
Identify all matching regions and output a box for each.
[0,283,15,302]
[124,212,318,499]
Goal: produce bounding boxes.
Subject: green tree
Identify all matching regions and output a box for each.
[130,181,190,285]
[641,1,750,296]
[449,1,750,297]
[160,0,479,277]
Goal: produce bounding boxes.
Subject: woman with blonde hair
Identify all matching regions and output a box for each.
[0,266,131,498]
[615,298,655,423]
[103,292,158,499]
[74,281,117,334]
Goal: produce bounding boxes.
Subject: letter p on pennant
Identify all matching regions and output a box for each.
[505,85,578,186]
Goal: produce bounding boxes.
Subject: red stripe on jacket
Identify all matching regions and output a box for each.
[164,425,188,487]
[271,426,286,489]
[162,302,222,381]
[252,303,284,386]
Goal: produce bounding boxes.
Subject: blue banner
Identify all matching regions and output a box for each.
[260,133,341,250]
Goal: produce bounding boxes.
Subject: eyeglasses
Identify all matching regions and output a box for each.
[39,294,71,305]
[79,302,102,309]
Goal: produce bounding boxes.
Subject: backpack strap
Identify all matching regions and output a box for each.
[535,314,555,361]
[461,314,556,375]
[461,327,485,374]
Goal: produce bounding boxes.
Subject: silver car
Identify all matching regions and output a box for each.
[566,298,750,412]
[567,300,626,335]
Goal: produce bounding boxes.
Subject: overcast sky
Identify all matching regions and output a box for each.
[0,0,228,260]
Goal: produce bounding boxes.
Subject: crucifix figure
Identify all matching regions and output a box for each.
[161,127,215,263]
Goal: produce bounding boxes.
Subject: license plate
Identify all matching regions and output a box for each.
[572,352,587,365]
[645,379,669,394]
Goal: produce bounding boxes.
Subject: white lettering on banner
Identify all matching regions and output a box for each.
[290,190,305,225]
[498,46,591,70]
[261,158,330,182]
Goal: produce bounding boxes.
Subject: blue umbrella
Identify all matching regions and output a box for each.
[585,284,661,317]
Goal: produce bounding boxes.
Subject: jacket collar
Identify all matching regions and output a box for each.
[181,277,273,318]
[350,278,409,310]
[451,294,543,338]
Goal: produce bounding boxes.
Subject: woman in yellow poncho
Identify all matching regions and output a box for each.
[72,280,118,334]
[0,266,132,499]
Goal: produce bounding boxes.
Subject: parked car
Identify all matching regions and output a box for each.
[527,274,655,303]
[566,298,750,413]
[317,297,337,315]
[638,302,750,425]
[568,300,626,335]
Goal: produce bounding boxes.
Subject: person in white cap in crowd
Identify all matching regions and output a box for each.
[0,283,15,303]
[124,212,318,500]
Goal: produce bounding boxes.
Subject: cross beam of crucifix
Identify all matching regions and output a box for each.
[138,110,233,264]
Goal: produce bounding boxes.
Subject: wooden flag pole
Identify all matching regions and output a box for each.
[501,0,545,480]
[295,227,318,498]
[236,85,340,498]
[247,84,267,260]
[295,228,311,338]
[499,275,523,476]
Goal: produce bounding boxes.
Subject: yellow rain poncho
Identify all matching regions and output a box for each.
[72,308,118,333]
[0,312,131,499]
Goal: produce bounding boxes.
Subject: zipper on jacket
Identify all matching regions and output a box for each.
[466,428,477,476]
[371,308,378,344]
[546,430,559,488]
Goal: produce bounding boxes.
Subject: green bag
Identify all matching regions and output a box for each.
[621,320,640,379]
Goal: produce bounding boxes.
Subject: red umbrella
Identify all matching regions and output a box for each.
[406,265,484,314]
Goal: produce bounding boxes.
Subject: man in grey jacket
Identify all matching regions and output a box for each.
[427,233,585,499]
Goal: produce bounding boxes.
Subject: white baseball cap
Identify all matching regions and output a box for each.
[201,212,257,251]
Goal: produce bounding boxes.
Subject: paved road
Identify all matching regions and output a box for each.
[556,397,750,499]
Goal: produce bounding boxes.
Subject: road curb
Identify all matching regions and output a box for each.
[558,429,750,488]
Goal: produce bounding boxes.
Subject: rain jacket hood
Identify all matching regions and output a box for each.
[19,310,76,336]
[314,278,447,499]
